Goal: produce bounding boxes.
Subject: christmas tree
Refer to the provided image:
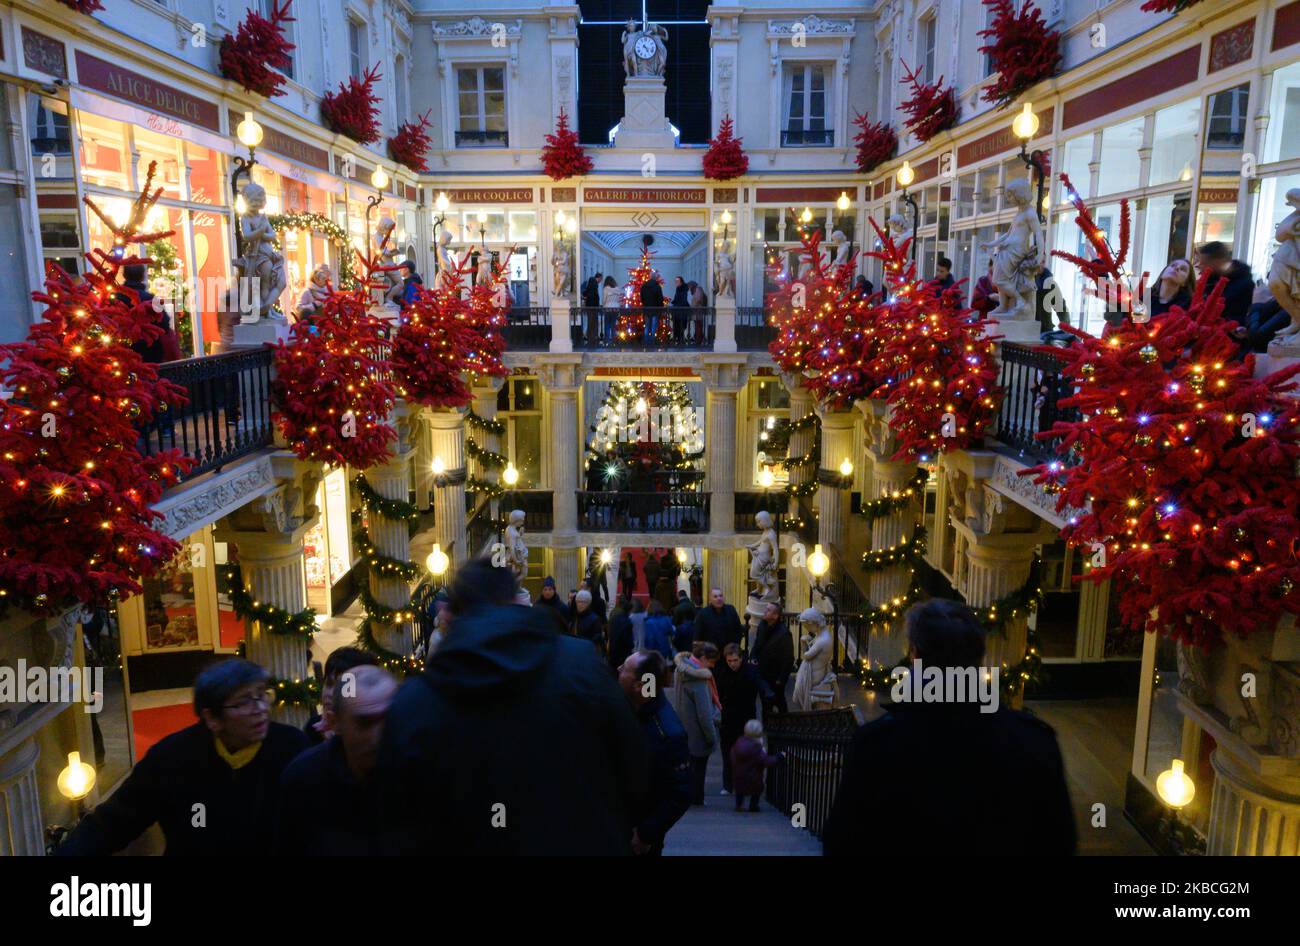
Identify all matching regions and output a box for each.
[388,110,434,173]
[219,0,295,99]
[852,112,898,174]
[271,247,398,468]
[57,0,103,14]
[0,162,192,612]
[978,0,1062,109]
[146,237,192,356]
[1024,191,1300,648]
[898,60,958,142]
[765,226,854,380]
[540,108,593,180]
[614,241,666,342]
[585,381,704,490]
[702,116,749,180]
[1140,0,1206,11]
[321,62,383,144]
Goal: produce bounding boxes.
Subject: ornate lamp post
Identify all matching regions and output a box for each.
[365,164,389,252]
[806,542,840,667]
[230,111,263,258]
[1012,104,1048,224]
[432,191,451,276]
[896,160,919,265]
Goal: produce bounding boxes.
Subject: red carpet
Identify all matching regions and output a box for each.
[217,607,245,650]
[132,703,197,759]
[615,546,679,605]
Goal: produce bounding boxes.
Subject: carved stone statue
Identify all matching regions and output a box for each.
[434,228,458,291]
[886,213,913,249]
[504,509,529,585]
[622,18,668,78]
[235,182,287,324]
[296,263,333,321]
[1267,188,1300,343]
[374,216,404,307]
[982,177,1043,322]
[747,510,779,603]
[552,245,572,297]
[714,241,735,298]
[829,229,852,270]
[791,607,837,711]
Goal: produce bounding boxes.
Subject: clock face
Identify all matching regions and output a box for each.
[635,36,656,60]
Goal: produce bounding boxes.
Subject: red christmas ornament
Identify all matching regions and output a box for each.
[272,247,397,468]
[702,116,749,181]
[56,0,103,14]
[540,108,593,181]
[898,61,958,143]
[218,0,295,99]
[321,62,383,144]
[0,162,191,612]
[1024,194,1300,648]
[978,0,1062,109]
[852,112,898,174]
[388,110,434,172]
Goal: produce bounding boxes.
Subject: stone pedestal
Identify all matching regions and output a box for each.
[550,298,573,353]
[232,318,291,347]
[0,737,43,856]
[614,76,675,150]
[993,315,1042,345]
[1259,335,1300,380]
[714,296,737,353]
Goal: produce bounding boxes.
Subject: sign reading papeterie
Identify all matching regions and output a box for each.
[584,188,706,204]
[76,51,219,131]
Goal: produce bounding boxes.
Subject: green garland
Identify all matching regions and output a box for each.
[467,475,505,499]
[466,437,508,470]
[858,469,928,522]
[784,479,821,498]
[355,609,424,674]
[354,531,425,582]
[353,473,419,521]
[268,212,357,291]
[224,565,317,639]
[860,527,927,573]
[467,409,506,437]
[234,641,324,708]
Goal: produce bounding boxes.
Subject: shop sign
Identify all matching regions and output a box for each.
[446,187,534,204]
[1198,188,1239,205]
[226,110,329,170]
[584,187,706,204]
[75,51,220,131]
[591,367,697,378]
[753,187,844,203]
[956,108,1053,168]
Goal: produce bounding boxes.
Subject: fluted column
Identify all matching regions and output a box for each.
[470,379,506,520]
[427,408,467,561]
[783,373,815,495]
[366,449,417,655]
[960,535,1043,688]
[703,359,748,544]
[234,529,313,726]
[0,737,43,856]
[817,409,856,554]
[709,546,739,614]
[865,459,921,670]
[1206,749,1300,855]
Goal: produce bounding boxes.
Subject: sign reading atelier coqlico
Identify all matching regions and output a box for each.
[583,187,706,203]
[444,188,534,204]
[75,51,220,131]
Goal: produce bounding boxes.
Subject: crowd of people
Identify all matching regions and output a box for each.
[579,270,710,345]
[52,557,1077,856]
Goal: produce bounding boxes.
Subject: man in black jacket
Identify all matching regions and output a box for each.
[693,587,745,654]
[607,597,636,670]
[619,649,692,855]
[57,659,308,856]
[716,643,773,794]
[1196,241,1255,328]
[276,665,397,855]
[376,559,648,855]
[822,599,1076,856]
[750,602,794,715]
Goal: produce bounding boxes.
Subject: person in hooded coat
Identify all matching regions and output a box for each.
[376,559,648,855]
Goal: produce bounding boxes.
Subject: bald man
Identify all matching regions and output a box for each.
[275,664,398,855]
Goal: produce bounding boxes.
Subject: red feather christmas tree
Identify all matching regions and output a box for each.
[852,112,898,174]
[615,243,665,342]
[219,0,295,99]
[540,108,593,181]
[0,162,192,613]
[56,0,103,14]
[766,227,852,382]
[978,0,1062,109]
[321,62,383,145]
[702,116,749,181]
[271,247,397,468]
[898,61,958,142]
[388,110,433,172]
[1140,0,1206,12]
[1024,193,1300,647]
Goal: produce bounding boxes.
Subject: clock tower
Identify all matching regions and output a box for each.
[614,19,675,150]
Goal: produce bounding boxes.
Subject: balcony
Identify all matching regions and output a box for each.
[501,306,551,352]
[737,306,776,351]
[734,490,789,532]
[781,128,834,147]
[995,342,1081,465]
[570,307,715,351]
[455,129,508,147]
[577,491,709,533]
[141,347,275,481]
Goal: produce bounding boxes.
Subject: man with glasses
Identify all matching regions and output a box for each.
[57,658,308,856]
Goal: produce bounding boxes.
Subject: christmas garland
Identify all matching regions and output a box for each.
[857,468,928,522]
[467,409,506,437]
[467,475,505,500]
[355,579,423,672]
[353,473,418,521]
[268,213,357,290]
[860,527,926,573]
[353,531,424,582]
[223,565,317,639]
[466,437,508,470]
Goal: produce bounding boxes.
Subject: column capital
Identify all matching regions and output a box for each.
[815,405,858,430]
[700,356,750,393]
[535,355,584,392]
[424,405,468,432]
[220,475,321,547]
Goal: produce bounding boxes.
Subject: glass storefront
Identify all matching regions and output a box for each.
[304,467,355,615]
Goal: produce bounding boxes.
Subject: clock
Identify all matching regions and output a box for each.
[635,36,657,60]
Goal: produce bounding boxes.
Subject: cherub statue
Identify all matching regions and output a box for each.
[434,228,458,291]
[235,182,287,323]
[791,607,837,711]
[373,217,404,307]
[714,240,735,298]
[1268,188,1300,341]
[747,510,779,603]
[829,229,852,270]
[982,177,1043,322]
[552,245,572,297]
[504,509,528,585]
[886,212,913,249]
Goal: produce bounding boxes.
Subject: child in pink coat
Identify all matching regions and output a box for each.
[729,719,784,812]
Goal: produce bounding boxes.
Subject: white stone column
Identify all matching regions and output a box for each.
[817,409,857,555]
[469,379,505,520]
[427,408,467,562]
[540,359,583,536]
[708,545,738,612]
[865,459,921,670]
[783,374,815,495]
[0,737,43,856]
[702,359,748,543]
[1206,749,1300,856]
[960,534,1044,687]
[714,295,737,353]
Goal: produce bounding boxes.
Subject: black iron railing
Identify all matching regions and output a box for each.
[466,501,495,560]
[781,128,835,147]
[501,306,551,351]
[734,490,789,532]
[737,306,775,351]
[577,491,709,532]
[570,307,715,350]
[763,707,859,840]
[498,489,554,531]
[996,342,1081,463]
[455,129,508,147]
[144,347,275,480]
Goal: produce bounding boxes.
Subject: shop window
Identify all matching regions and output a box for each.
[1149,99,1200,187]
[1140,191,1191,277]
[754,415,789,486]
[974,168,997,215]
[134,125,186,201]
[1264,62,1300,164]
[1206,84,1248,150]
[955,173,975,218]
[77,112,132,191]
[1247,171,1300,283]
[186,141,224,207]
[1053,203,1121,335]
[781,63,832,147]
[1193,202,1236,249]
[512,377,537,411]
[998,155,1027,210]
[1058,134,1093,201]
[304,467,353,616]
[460,210,508,243]
[508,211,537,243]
[455,66,507,147]
[140,546,200,650]
[753,378,790,411]
[29,95,71,157]
[1097,116,1144,196]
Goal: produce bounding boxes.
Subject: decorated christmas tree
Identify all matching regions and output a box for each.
[765,226,854,380]
[615,240,666,342]
[1140,0,1206,11]
[1024,188,1300,648]
[852,111,898,174]
[0,162,192,612]
[978,0,1062,109]
[57,0,103,14]
[540,108,593,180]
[219,0,295,99]
[146,237,192,355]
[388,110,433,173]
[585,380,704,490]
[702,116,749,180]
[321,62,383,144]
[271,247,398,468]
[898,60,958,142]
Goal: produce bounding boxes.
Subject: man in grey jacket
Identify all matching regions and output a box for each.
[672,641,720,805]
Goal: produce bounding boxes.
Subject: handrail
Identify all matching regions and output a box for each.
[763,707,859,839]
[996,341,1081,464]
[576,490,709,532]
[570,306,715,350]
[500,306,551,352]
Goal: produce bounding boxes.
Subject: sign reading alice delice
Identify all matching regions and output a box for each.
[75,51,220,132]
[584,187,706,204]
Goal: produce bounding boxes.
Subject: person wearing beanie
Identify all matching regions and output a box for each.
[533,575,571,634]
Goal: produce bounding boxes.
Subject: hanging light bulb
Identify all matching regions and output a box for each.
[426,544,450,577]
[839,457,854,477]
[1011,102,1040,141]
[57,751,96,801]
[502,463,519,487]
[837,191,851,212]
[431,456,446,476]
[807,544,830,579]
[1156,759,1195,810]
[759,467,775,489]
